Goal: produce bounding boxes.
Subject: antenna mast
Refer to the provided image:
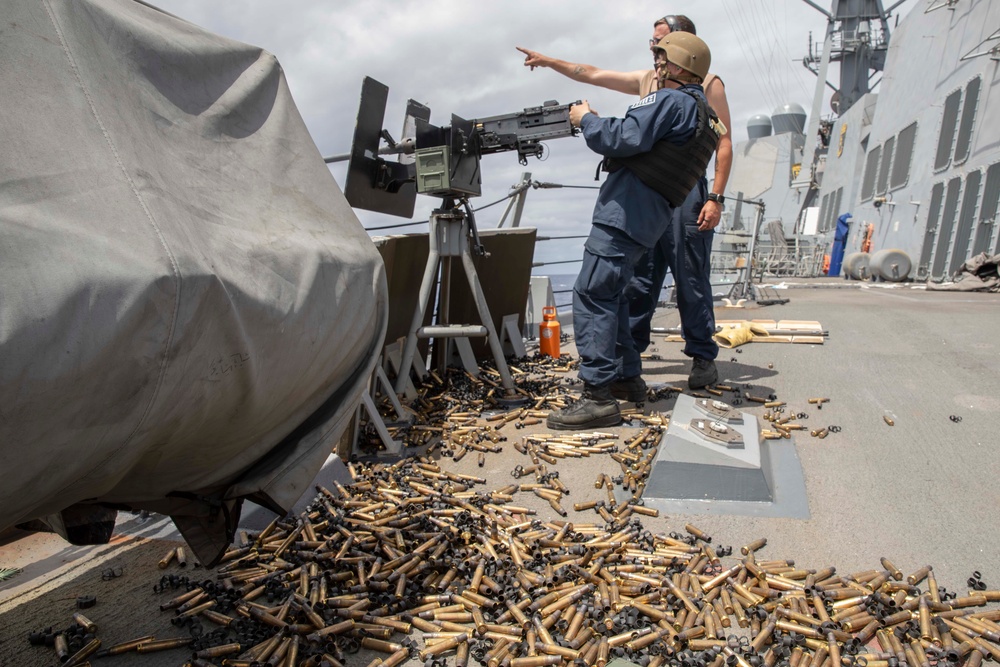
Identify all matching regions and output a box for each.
[795,0,892,192]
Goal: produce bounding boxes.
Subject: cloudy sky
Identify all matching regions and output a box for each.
[152,0,919,269]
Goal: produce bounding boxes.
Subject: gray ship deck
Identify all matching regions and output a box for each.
[2,280,999,666]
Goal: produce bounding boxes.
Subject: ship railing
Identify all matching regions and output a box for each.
[759,218,829,277]
[713,239,825,279]
[361,176,825,319]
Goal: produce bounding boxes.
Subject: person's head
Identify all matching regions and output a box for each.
[649,14,697,51]
[653,31,710,87]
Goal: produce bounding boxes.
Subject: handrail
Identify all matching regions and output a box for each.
[532,258,583,268]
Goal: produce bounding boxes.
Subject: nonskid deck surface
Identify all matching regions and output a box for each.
[2,282,999,666]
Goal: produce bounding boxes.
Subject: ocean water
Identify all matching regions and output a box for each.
[544,273,578,313]
[541,271,675,313]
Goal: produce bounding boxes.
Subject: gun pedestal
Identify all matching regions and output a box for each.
[394,202,519,398]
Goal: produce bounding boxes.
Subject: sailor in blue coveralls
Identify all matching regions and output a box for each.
[520,14,731,397]
[547,32,720,430]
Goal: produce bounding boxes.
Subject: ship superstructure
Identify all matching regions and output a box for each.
[721,0,1000,283]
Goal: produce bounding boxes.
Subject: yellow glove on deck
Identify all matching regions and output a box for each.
[713,321,769,348]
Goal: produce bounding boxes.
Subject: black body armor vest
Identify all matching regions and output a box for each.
[605,88,721,207]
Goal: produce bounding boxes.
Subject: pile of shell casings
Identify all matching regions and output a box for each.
[26,613,104,667]
[753,397,837,441]
[135,450,1000,667]
[136,362,996,666]
[358,356,583,453]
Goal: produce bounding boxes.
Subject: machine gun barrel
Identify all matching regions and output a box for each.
[474,100,581,163]
[325,137,416,164]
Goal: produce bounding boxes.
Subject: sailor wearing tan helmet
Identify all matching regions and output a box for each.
[541,33,723,430]
[519,15,732,395]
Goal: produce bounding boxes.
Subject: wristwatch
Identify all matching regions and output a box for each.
[707,192,726,207]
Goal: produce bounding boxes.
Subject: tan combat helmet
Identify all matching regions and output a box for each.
[655,32,711,81]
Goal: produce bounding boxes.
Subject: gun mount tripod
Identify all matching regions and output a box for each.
[394,197,521,400]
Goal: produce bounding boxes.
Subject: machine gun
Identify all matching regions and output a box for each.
[328,76,580,218]
[325,77,581,399]
[476,102,582,163]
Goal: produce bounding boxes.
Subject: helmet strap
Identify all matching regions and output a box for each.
[657,63,684,89]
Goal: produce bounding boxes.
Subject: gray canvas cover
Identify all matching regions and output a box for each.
[927,252,1000,292]
[0,0,387,563]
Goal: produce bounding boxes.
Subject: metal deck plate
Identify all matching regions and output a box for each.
[628,394,810,519]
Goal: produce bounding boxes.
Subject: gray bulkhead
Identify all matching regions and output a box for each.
[719,0,1000,282]
[724,126,808,233]
[845,0,1000,280]
[815,94,879,240]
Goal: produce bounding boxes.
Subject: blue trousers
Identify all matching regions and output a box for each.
[572,224,649,388]
[625,179,718,361]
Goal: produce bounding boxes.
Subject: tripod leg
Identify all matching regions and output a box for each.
[459,244,516,393]
[436,256,453,378]
[395,222,441,394]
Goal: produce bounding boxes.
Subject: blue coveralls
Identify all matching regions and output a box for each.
[573,84,703,388]
[625,176,719,361]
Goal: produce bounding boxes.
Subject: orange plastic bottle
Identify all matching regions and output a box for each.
[539,306,561,358]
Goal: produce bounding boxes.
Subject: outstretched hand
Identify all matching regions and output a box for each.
[516,46,548,70]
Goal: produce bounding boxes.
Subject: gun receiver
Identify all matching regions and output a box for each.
[475,100,582,164]
[338,77,581,217]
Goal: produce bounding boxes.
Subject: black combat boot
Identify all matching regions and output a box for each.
[546,383,621,431]
[610,375,647,402]
[688,357,718,389]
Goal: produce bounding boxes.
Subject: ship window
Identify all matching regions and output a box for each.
[950,170,981,275]
[819,194,830,234]
[953,76,981,165]
[934,89,962,171]
[861,145,881,202]
[876,136,895,195]
[890,122,917,190]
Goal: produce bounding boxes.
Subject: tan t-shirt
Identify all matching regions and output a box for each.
[639,70,718,98]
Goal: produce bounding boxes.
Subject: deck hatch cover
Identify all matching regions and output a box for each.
[954,77,981,165]
[891,122,917,190]
[861,145,881,201]
[951,169,982,275]
[934,89,962,171]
